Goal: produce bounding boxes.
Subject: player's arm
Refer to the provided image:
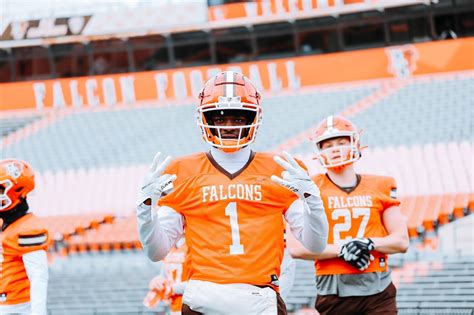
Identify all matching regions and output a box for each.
[23,250,48,315]
[284,199,329,256]
[149,275,167,291]
[275,152,328,254]
[20,230,49,315]
[137,204,184,262]
[370,205,409,254]
[136,152,183,261]
[286,226,339,261]
[278,248,296,302]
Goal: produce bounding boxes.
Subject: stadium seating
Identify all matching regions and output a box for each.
[46,217,474,314]
[47,251,163,315]
[0,113,43,141]
[30,165,146,216]
[1,69,472,314]
[350,75,473,148]
[28,141,472,232]
[298,140,473,241]
[42,214,114,240]
[2,72,471,241]
[284,252,474,314]
[47,248,474,314]
[1,85,376,171]
[3,74,471,174]
[66,216,140,253]
[291,73,474,153]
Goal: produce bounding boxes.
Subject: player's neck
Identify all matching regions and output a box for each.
[0,198,29,230]
[211,146,251,160]
[326,165,357,188]
[210,146,251,173]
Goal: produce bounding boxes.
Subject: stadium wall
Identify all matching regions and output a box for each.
[0,37,472,112]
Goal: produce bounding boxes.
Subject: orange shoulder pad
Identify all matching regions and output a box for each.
[17,215,49,248]
[373,175,397,198]
[311,173,327,185]
[163,153,208,186]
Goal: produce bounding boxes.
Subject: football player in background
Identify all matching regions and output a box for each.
[143,238,189,314]
[0,159,49,315]
[288,115,409,315]
[136,71,328,314]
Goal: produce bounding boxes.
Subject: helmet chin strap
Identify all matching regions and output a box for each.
[219,146,241,153]
[220,144,252,153]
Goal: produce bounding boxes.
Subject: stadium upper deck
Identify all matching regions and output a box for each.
[0,0,472,82]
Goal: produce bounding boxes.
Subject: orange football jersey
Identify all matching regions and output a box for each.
[0,213,49,305]
[312,174,400,275]
[143,243,189,310]
[158,151,299,286]
[164,243,189,312]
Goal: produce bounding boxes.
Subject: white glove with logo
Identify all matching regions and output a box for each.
[136,152,177,221]
[271,151,320,200]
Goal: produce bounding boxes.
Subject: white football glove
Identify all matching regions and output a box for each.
[271,151,320,200]
[136,152,177,217]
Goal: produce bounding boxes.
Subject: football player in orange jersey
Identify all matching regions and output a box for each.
[288,115,409,315]
[136,71,328,314]
[143,238,189,314]
[0,159,49,315]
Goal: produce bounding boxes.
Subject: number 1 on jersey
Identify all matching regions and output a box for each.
[225,202,244,255]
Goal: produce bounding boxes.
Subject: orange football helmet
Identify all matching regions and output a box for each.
[197,71,262,153]
[312,115,362,169]
[0,159,35,212]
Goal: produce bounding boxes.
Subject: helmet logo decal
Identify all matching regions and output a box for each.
[5,163,21,179]
[217,96,242,108]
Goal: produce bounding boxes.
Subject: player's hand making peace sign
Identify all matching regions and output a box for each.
[271,151,320,201]
[137,152,177,211]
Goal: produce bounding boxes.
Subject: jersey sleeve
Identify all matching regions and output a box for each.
[158,178,193,215]
[379,176,401,210]
[16,227,49,255]
[163,155,202,187]
[163,159,180,182]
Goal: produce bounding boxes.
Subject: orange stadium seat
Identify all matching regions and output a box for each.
[411,195,430,231]
[422,194,443,229]
[438,194,456,225]
[41,214,115,249]
[445,143,470,218]
[401,196,418,239]
[352,141,472,243]
[62,216,140,253]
